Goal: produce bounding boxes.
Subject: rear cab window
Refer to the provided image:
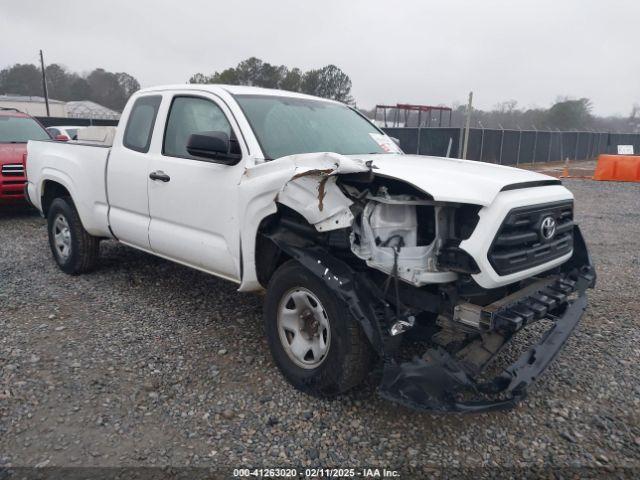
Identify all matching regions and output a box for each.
[123,96,162,153]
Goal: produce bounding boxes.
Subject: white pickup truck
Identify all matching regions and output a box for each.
[26,85,595,412]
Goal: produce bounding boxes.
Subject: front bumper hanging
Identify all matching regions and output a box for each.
[378,226,596,412]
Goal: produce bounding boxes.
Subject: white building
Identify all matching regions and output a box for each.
[0,95,120,120]
[0,95,67,117]
[66,100,120,120]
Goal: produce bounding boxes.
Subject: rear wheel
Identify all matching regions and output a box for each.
[47,197,99,274]
[264,260,373,396]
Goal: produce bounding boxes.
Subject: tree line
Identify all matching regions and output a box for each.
[451,98,639,133]
[368,97,640,133]
[189,57,353,103]
[1,57,355,112]
[2,58,637,133]
[451,98,604,131]
[0,63,140,112]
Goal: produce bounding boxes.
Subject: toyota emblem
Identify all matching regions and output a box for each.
[540,216,556,240]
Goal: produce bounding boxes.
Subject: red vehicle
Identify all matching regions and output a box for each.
[0,108,51,205]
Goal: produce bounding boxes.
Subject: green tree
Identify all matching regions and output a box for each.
[316,65,353,103]
[188,58,354,103]
[70,77,91,100]
[212,68,240,85]
[86,68,127,111]
[301,65,353,103]
[116,72,140,99]
[0,62,139,111]
[0,63,42,96]
[189,72,211,84]
[280,68,302,92]
[545,98,593,130]
[258,63,287,89]
[235,57,264,86]
[301,68,321,96]
[44,64,73,100]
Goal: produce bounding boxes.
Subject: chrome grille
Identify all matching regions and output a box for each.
[1,163,25,177]
[489,201,574,276]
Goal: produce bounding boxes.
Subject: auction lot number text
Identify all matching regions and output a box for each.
[233,468,400,478]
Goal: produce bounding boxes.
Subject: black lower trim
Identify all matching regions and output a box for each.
[500,180,562,191]
[378,225,595,412]
[379,294,587,412]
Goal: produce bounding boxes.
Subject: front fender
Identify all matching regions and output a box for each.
[237,152,371,292]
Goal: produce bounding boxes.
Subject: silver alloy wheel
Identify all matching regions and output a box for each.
[277,287,331,369]
[52,214,72,260]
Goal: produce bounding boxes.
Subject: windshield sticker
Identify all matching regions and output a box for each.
[369,133,402,153]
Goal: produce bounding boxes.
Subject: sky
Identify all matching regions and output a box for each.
[1,0,638,116]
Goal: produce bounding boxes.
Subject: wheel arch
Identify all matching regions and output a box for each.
[253,204,323,289]
[41,179,72,217]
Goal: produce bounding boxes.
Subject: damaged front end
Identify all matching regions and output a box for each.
[262,154,595,412]
[378,232,596,412]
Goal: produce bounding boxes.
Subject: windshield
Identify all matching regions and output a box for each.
[235,95,402,160]
[0,116,51,143]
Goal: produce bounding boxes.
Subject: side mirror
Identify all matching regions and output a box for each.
[186,131,241,165]
[55,134,70,142]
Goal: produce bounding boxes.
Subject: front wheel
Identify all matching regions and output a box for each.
[264,260,373,397]
[47,197,100,274]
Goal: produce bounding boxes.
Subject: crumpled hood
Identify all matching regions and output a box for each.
[0,143,27,165]
[352,154,562,206]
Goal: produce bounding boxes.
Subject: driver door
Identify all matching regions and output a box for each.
[147,93,246,281]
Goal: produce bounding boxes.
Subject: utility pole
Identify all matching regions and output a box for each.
[462,91,473,159]
[39,50,50,117]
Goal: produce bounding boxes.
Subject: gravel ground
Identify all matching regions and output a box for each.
[1,179,639,476]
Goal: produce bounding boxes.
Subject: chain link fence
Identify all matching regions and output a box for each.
[383,127,640,165]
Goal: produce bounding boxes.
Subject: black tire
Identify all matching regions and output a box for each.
[264,260,373,397]
[47,197,100,274]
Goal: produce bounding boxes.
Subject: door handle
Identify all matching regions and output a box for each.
[149,171,170,182]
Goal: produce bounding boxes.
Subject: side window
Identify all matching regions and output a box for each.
[163,96,237,159]
[123,95,162,153]
[48,128,60,136]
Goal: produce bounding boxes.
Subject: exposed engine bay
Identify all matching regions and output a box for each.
[350,190,458,285]
[275,156,483,289]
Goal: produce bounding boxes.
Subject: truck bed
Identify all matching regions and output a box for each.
[26,140,112,237]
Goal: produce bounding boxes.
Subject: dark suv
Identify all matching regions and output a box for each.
[0,108,51,205]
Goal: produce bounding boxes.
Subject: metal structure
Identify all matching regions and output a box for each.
[375,103,452,128]
[65,101,121,120]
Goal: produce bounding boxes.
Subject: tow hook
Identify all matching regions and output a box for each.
[390,315,416,336]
